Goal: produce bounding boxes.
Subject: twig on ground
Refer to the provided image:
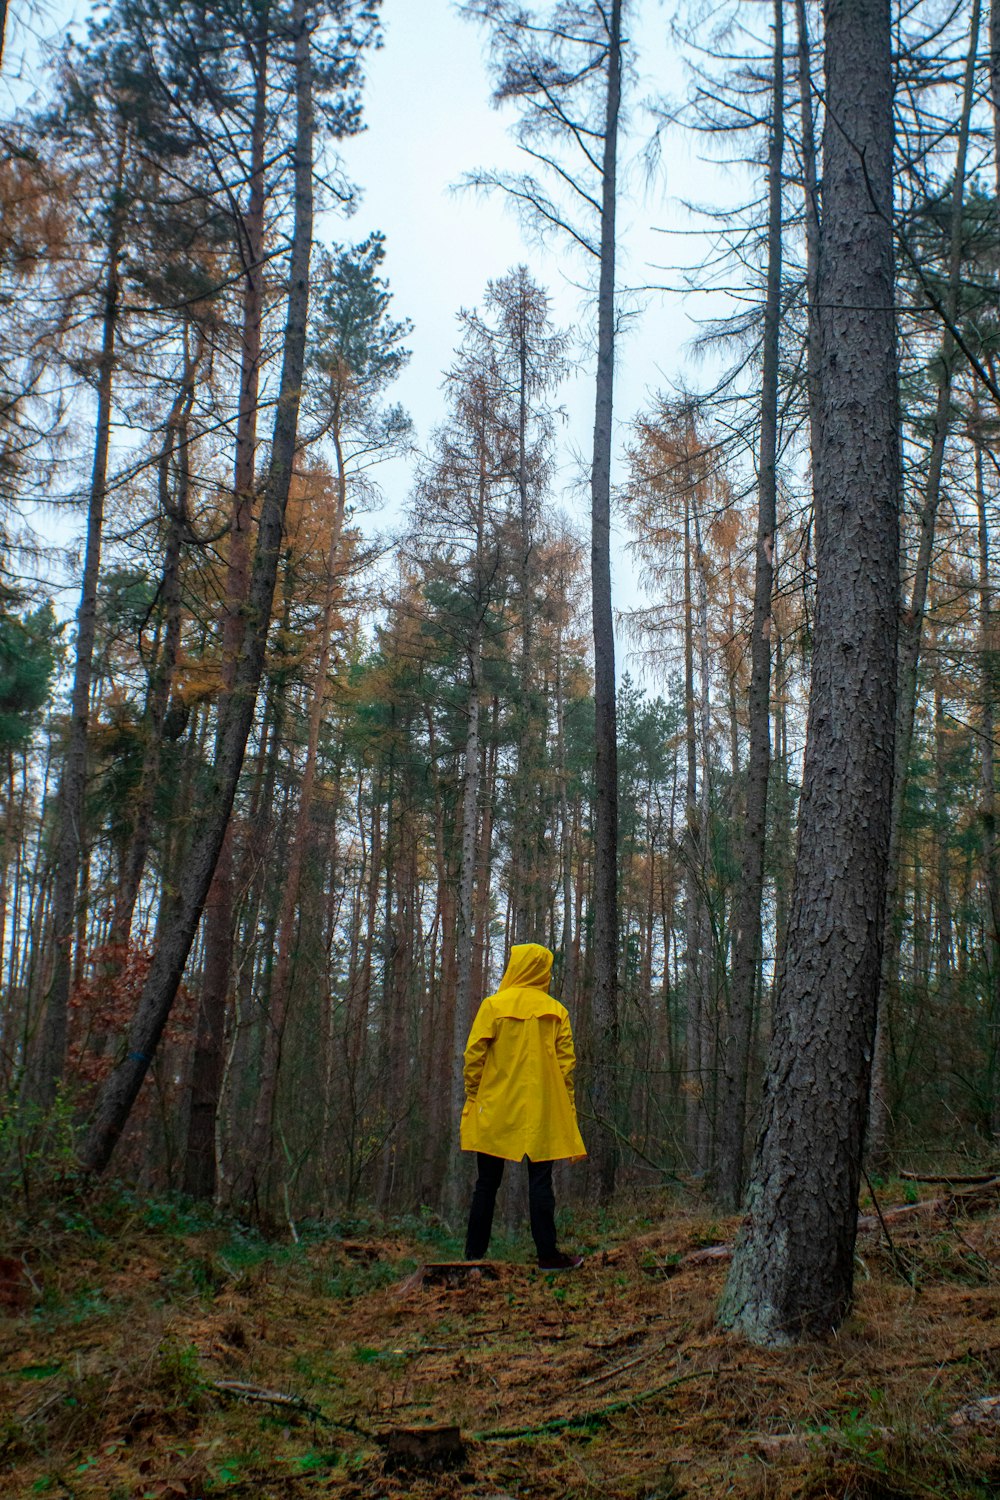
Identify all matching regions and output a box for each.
[18,1256,42,1298]
[23,1390,65,1426]
[951,1226,997,1282]
[579,1342,659,1387]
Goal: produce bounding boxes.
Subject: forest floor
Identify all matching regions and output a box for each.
[1,1178,999,1499]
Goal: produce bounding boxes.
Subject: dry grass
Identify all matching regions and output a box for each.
[1,1186,998,1498]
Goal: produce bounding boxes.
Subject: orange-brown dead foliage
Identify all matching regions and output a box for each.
[1,1187,998,1498]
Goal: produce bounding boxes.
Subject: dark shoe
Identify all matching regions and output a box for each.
[538,1251,584,1270]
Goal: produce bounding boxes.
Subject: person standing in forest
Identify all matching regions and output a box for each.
[461,942,587,1269]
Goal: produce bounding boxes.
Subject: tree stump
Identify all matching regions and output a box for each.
[385,1424,465,1467]
[396,1261,500,1294]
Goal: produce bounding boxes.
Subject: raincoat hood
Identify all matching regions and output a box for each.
[497,943,553,994]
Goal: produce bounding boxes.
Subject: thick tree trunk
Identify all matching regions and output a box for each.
[80,0,314,1175]
[30,147,126,1107]
[587,0,622,1202]
[716,0,783,1210]
[719,0,899,1344]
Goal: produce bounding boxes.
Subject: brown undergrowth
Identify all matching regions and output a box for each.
[1,1184,998,1499]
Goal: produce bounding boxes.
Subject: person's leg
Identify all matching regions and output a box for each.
[526,1158,558,1262]
[465,1153,506,1258]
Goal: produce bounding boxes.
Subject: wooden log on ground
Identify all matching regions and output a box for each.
[640,1244,733,1277]
[856,1201,937,1232]
[680,1245,733,1267]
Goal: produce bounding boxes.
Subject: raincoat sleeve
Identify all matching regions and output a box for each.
[463,999,497,1101]
[555,1013,577,1106]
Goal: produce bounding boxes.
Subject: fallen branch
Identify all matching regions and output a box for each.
[210,1379,328,1425]
[901,1170,999,1185]
[856,1201,935,1230]
[639,1244,732,1278]
[856,1178,1000,1232]
[211,1380,382,1441]
[945,1177,1000,1214]
[583,1328,645,1351]
[474,1367,719,1441]
[949,1395,1000,1428]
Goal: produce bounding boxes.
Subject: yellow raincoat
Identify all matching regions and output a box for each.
[459,943,587,1163]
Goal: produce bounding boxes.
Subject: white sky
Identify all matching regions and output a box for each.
[333,0,742,662]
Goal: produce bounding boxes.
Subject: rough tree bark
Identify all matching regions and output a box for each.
[719,0,899,1344]
[79,0,314,1175]
[991,0,1000,174]
[716,0,784,1210]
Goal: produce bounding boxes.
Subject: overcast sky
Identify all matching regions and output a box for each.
[332,0,743,654]
[340,4,714,453]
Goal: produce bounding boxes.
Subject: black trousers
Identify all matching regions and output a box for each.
[465,1152,558,1260]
